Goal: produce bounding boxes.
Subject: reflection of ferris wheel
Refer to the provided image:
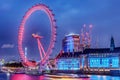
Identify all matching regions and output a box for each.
[18,4,56,67]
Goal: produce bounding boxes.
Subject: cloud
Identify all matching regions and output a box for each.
[1,44,14,49]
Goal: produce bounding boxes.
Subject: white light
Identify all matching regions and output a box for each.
[65,33,79,36]
[6,72,10,76]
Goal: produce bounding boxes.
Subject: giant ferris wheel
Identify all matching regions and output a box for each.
[18,4,57,67]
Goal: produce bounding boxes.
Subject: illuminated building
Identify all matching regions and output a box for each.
[62,33,80,52]
[55,36,120,73]
[86,37,119,69]
[57,33,81,70]
[85,48,120,68]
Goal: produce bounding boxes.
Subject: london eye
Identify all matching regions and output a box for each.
[18,4,56,67]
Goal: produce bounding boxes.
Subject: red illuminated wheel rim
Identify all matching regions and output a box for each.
[18,4,56,67]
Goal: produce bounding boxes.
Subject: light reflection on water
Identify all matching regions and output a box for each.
[10,74,45,80]
[10,74,120,80]
[0,73,120,80]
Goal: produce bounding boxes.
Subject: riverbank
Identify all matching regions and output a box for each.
[49,70,120,76]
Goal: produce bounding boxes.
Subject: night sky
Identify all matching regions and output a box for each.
[0,0,120,61]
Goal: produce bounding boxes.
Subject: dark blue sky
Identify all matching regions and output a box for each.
[0,0,120,61]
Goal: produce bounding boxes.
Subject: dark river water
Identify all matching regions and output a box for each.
[0,73,120,80]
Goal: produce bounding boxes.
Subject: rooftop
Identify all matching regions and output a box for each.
[56,47,120,59]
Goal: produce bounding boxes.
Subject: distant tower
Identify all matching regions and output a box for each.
[110,36,115,51]
[25,47,28,62]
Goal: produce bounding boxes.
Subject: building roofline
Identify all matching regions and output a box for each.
[55,47,120,59]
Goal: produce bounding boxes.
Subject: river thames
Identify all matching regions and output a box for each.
[0,73,120,80]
